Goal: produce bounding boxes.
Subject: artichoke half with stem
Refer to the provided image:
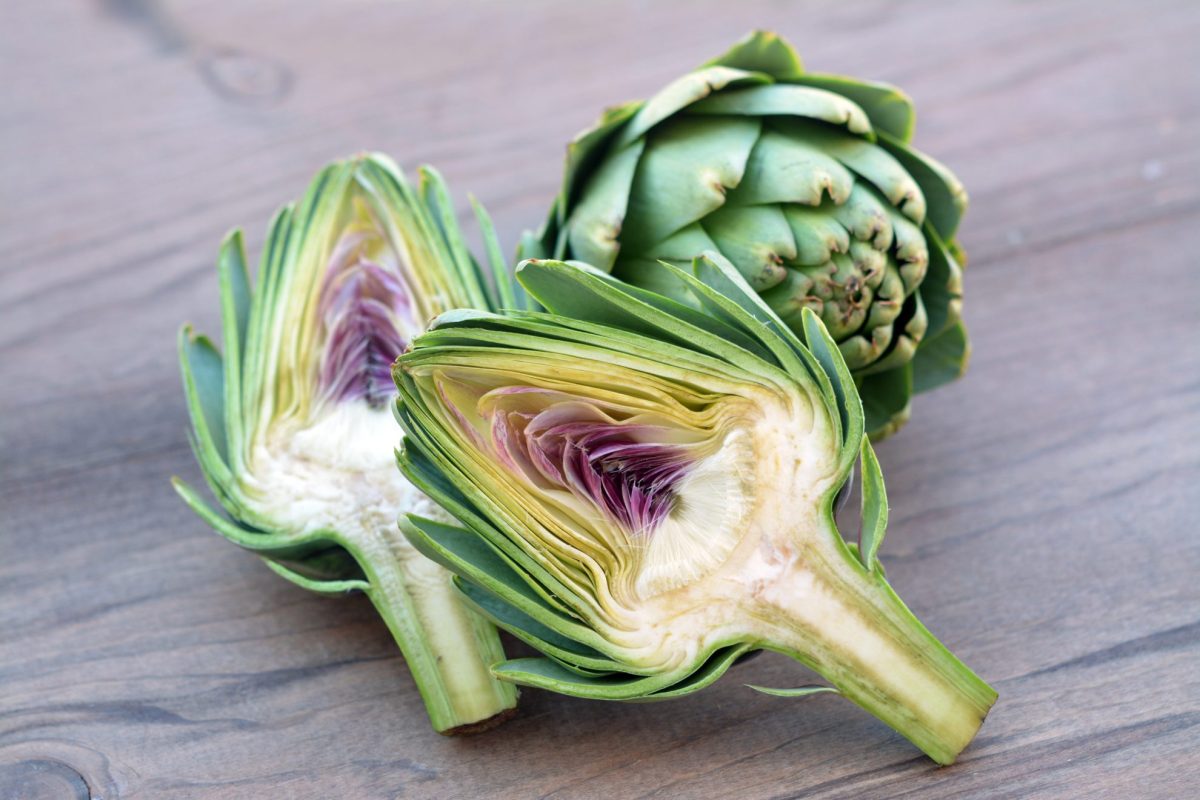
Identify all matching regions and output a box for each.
[172,154,529,733]
[524,30,970,439]
[393,253,996,763]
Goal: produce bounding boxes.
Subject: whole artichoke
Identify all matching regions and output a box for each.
[526,31,969,438]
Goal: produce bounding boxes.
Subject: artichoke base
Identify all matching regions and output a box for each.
[745,527,995,764]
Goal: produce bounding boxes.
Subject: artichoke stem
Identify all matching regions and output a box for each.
[354,529,519,734]
[756,543,996,764]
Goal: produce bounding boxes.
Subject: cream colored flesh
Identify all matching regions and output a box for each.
[601,394,845,671]
[241,402,441,544]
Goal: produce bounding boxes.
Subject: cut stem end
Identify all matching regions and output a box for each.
[758,547,995,764]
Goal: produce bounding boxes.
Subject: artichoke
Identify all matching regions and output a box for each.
[172,154,524,733]
[393,254,996,763]
[525,31,969,438]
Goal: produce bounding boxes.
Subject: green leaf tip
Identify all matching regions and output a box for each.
[746,684,840,698]
[858,437,888,572]
[705,30,805,80]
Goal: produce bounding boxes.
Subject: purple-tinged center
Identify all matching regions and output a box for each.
[318,231,415,409]
[485,390,693,534]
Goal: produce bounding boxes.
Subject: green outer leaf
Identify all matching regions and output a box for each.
[217,231,251,474]
[171,477,343,558]
[688,253,800,341]
[517,226,551,265]
[917,224,964,344]
[912,321,970,394]
[641,645,752,700]
[879,131,967,240]
[565,138,645,270]
[794,74,915,142]
[264,558,370,595]
[621,116,760,252]
[857,364,913,441]
[703,29,805,80]
[778,120,925,225]
[416,307,768,396]
[852,289,928,379]
[858,437,888,572]
[419,165,493,311]
[558,101,642,229]
[516,259,792,387]
[614,67,769,150]
[398,514,610,653]
[178,327,231,485]
[219,230,253,348]
[470,194,519,311]
[239,202,296,445]
[841,542,888,577]
[730,129,854,209]
[661,254,812,378]
[574,264,775,359]
[276,542,366,581]
[746,684,839,698]
[453,578,661,677]
[801,307,865,478]
[687,84,873,138]
[492,655,704,701]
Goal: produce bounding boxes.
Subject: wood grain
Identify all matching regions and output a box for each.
[2,1,1198,797]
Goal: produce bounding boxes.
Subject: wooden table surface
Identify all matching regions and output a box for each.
[3,1,1198,798]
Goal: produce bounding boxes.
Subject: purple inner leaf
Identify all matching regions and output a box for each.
[317,230,414,408]
[486,394,693,534]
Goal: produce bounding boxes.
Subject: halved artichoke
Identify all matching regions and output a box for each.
[394,254,995,763]
[173,154,525,733]
[524,31,970,438]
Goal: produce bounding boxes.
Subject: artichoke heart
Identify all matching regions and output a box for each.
[395,253,996,763]
[174,154,525,734]
[242,202,423,538]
